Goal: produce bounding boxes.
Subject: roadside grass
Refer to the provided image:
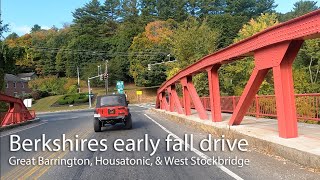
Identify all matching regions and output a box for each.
[29,95,90,112]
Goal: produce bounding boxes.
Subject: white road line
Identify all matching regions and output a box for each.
[0,121,47,138]
[144,114,244,180]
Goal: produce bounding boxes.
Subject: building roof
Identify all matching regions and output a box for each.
[5,74,27,82]
[17,72,36,78]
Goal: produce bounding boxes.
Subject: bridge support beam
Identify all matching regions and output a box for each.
[182,83,191,116]
[181,76,208,120]
[167,85,184,114]
[159,92,169,111]
[206,65,222,122]
[229,40,303,138]
[0,93,33,126]
[228,68,269,125]
[272,41,303,138]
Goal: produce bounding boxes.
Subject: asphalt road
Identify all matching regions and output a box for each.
[0,105,319,180]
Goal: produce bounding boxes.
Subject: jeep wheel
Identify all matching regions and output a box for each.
[125,115,132,130]
[94,118,102,132]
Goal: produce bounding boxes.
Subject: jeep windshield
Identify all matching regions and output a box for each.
[100,96,126,107]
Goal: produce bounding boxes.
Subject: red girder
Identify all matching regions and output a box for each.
[0,93,35,126]
[156,10,320,138]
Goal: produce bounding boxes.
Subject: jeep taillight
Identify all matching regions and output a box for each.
[118,107,127,115]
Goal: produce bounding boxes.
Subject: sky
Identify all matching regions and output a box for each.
[1,0,317,37]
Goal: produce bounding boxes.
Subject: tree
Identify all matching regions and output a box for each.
[292,0,318,17]
[0,20,9,38]
[197,0,225,17]
[72,0,106,36]
[31,24,42,33]
[103,0,120,21]
[234,13,279,42]
[140,0,158,21]
[298,39,320,86]
[1,20,11,94]
[157,0,188,22]
[225,0,277,18]
[171,17,219,68]
[6,32,19,40]
[279,0,318,21]
[129,20,174,86]
[207,14,248,48]
[119,0,139,21]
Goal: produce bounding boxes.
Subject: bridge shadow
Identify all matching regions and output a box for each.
[100,118,148,132]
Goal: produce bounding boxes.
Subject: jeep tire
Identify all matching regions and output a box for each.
[94,118,102,132]
[124,114,132,130]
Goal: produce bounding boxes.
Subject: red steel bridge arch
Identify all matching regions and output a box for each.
[156,10,320,139]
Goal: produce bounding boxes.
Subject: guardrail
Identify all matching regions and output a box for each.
[0,110,36,126]
[195,94,320,121]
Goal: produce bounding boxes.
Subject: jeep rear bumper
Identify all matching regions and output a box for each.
[94,116,129,126]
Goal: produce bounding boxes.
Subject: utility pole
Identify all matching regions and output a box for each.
[88,78,91,108]
[77,66,80,93]
[105,60,108,95]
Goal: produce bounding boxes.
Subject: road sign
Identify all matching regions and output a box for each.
[118,89,124,94]
[116,81,124,89]
[23,99,32,108]
[116,81,124,94]
[136,91,142,95]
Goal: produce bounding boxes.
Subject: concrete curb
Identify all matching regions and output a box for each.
[150,108,320,170]
[0,118,41,132]
[36,108,93,115]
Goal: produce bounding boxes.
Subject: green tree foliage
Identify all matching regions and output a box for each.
[72,0,106,36]
[225,0,277,18]
[292,0,318,17]
[129,20,174,86]
[171,17,219,68]
[6,32,19,40]
[207,14,249,48]
[103,0,121,21]
[279,0,318,21]
[169,18,219,95]
[30,24,42,33]
[234,13,279,42]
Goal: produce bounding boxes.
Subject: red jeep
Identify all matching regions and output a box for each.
[93,94,132,132]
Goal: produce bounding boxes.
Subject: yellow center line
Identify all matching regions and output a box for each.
[33,129,93,179]
[2,128,79,180]
[1,126,85,180]
[20,128,89,179]
[34,129,93,179]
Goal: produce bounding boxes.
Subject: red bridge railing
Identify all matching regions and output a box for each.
[157,10,320,138]
[196,94,320,121]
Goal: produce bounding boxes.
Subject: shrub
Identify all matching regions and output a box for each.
[31,90,49,100]
[74,96,89,103]
[58,99,68,105]
[67,85,78,94]
[56,93,89,105]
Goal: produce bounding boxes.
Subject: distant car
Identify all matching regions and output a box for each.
[93,94,132,132]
